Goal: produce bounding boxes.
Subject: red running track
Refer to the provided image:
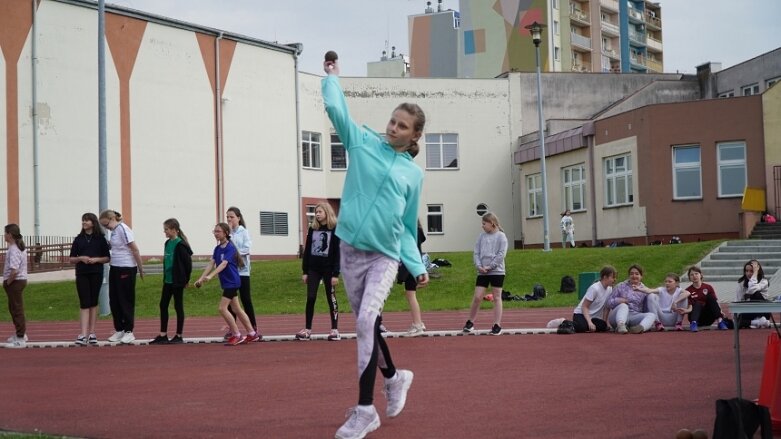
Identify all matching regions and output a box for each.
[0,308,776,438]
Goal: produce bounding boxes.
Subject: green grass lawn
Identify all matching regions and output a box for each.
[5,240,722,322]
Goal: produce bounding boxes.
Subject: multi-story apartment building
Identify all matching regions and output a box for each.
[406,0,663,78]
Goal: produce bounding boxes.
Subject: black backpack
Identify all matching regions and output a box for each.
[557,320,575,334]
[532,283,546,299]
[713,398,772,439]
[559,275,576,293]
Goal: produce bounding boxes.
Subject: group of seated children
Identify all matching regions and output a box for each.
[572,259,774,333]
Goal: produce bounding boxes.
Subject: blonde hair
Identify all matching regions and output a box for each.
[99,209,122,222]
[310,202,337,230]
[481,212,503,232]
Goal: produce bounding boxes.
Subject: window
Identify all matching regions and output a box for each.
[554,20,560,36]
[425,133,459,169]
[476,203,488,216]
[718,91,735,98]
[302,131,321,169]
[427,205,443,234]
[562,164,586,211]
[554,46,561,61]
[259,211,288,236]
[330,134,347,170]
[552,0,558,9]
[717,141,746,197]
[672,145,701,199]
[767,77,781,89]
[305,204,316,225]
[741,83,760,96]
[527,174,543,217]
[604,154,633,206]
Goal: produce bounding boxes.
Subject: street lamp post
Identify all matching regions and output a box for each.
[525,21,551,252]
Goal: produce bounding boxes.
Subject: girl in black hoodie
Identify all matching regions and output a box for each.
[297,202,341,341]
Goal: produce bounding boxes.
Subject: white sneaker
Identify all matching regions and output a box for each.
[335,405,380,439]
[5,339,26,349]
[108,331,125,342]
[384,369,414,417]
[120,331,135,344]
[6,334,28,343]
[406,323,426,337]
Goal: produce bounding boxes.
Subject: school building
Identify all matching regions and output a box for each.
[1,0,780,257]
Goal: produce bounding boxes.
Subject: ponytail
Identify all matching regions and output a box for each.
[4,224,26,251]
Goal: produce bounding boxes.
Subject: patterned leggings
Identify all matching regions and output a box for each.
[340,242,398,405]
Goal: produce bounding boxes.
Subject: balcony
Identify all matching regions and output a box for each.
[645,57,663,72]
[571,33,592,50]
[602,48,620,60]
[646,35,662,52]
[629,29,646,46]
[628,7,645,23]
[645,13,661,29]
[600,0,619,12]
[571,63,592,72]
[601,20,619,36]
[570,10,590,26]
[630,54,646,67]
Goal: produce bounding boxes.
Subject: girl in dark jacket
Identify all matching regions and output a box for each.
[296,202,341,341]
[150,218,193,344]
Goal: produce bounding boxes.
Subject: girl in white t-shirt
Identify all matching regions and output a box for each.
[643,273,691,331]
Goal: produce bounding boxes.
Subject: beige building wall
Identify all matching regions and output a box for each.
[299,76,517,253]
[592,136,646,240]
[220,40,300,257]
[763,83,781,216]
[129,23,217,255]
[519,147,592,248]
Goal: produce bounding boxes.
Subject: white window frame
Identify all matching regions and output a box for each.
[527,173,543,218]
[672,145,702,200]
[425,133,459,170]
[562,164,586,212]
[305,204,316,225]
[741,83,760,96]
[330,133,347,170]
[427,204,444,234]
[718,91,735,98]
[717,141,747,198]
[604,154,633,207]
[302,131,321,169]
[554,46,561,61]
[767,76,781,89]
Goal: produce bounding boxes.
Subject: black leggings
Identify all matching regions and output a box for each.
[359,316,396,405]
[228,276,257,330]
[572,313,608,333]
[305,270,339,330]
[160,283,185,335]
[690,293,723,326]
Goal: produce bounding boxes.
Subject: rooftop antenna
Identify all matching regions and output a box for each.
[391,46,396,58]
[425,1,433,13]
[437,0,442,12]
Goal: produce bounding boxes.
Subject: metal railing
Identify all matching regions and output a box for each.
[0,236,75,273]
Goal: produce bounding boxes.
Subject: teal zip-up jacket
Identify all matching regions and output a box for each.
[322,74,426,278]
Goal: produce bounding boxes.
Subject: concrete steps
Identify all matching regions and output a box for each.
[696,241,781,297]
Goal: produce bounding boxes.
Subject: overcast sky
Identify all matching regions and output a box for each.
[108,0,781,76]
